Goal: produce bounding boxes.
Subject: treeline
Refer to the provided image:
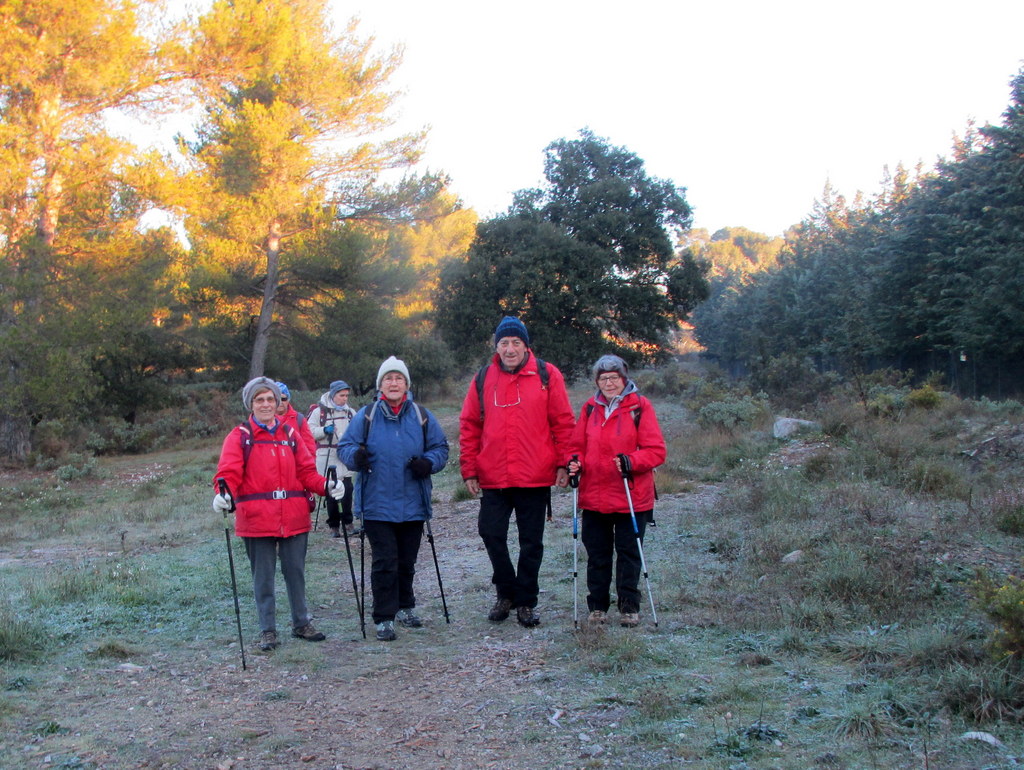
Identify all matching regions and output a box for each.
[1,1,708,463]
[692,68,1024,401]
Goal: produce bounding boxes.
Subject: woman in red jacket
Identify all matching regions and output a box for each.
[213,377,337,651]
[567,355,666,628]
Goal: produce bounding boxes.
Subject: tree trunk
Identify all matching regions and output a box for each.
[248,221,282,380]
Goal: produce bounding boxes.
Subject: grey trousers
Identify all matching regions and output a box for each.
[243,533,311,632]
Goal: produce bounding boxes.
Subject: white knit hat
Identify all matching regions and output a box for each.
[376,356,411,391]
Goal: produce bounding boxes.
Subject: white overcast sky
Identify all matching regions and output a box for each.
[334,0,1024,236]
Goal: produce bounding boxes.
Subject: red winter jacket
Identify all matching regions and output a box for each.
[278,404,317,456]
[568,388,666,513]
[459,352,576,489]
[213,417,327,538]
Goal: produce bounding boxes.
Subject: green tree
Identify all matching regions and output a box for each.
[0,0,178,460]
[172,0,423,379]
[437,129,708,378]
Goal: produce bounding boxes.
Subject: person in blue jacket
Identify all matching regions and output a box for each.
[338,356,449,641]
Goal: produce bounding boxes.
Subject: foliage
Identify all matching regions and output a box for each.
[974,568,1024,660]
[694,67,1024,398]
[168,0,432,379]
[436,129,709,378]
[696,393,770,430]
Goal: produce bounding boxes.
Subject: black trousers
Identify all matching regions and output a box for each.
[363,519,424,624]
[478,487,549,609]
[325,477,354,528]
[581,509,649,613]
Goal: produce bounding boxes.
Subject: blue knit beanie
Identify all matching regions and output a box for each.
[493,316,530,347]
[275,381,291,400]
[328,380,350,400]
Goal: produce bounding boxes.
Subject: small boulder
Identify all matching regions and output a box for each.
[773,417,821,439]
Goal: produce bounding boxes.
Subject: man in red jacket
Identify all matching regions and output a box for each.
[459,317,575,627]
[213,377,338,651]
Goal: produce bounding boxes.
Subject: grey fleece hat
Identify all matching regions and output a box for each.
[591,354,629,382]
[241,377,281,411]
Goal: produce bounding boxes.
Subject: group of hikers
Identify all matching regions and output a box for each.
[212,316,666,649]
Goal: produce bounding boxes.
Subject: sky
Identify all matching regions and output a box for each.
[330,0,1024,236]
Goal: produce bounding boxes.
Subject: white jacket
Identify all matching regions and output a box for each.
[308,393,356,478]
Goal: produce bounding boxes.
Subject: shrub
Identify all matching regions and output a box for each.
[696,394,770,431]
[987,489,1024,536]
[907,385,943,410]
[973,568,1024,660]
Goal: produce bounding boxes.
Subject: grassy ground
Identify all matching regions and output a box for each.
[1,378,1024,768]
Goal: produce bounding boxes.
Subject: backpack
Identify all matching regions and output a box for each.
[237,420,315,511]
[307,402,324,427]
[474,357,549,421]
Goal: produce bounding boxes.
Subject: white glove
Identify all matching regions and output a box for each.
[213,493,232,513]
[328,480,346,501]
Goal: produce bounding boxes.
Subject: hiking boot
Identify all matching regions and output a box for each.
[395,608,423,628]
[329,526,341,538]
[375,620,396,641]
[292,623,326,642]
[587,610,607,627]
[488,597,513,622]
[257,630,279,651]
[516,605,540,628]
[620,611,640,628]
[347,526,363,538]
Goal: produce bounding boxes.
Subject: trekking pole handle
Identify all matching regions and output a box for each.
[217,478,236,513]
[616,453,633,481]
[567,455,580,488]
[327,465,338,486]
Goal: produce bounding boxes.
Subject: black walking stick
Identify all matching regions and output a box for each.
[415,477,450,624]
[424,519,451,624]
[356,470,367,640]
[617,455,658,627]
[568,456,580,630]
[217,478,247,670]
[331,467,364,637]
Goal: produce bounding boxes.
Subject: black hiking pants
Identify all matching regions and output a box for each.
[581,509,649,613]
[478,487,549,609]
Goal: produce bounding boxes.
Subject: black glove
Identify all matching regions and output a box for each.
[324,425,335,436]
[352,447,370,471]
[408,456,432,479]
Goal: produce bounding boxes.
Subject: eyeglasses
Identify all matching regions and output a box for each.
[597,374,622,384]
[493,383,521,408]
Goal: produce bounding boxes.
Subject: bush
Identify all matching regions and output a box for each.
[974,568,1024,660]
[696,394,770,431]
[907,384,943,410]
[985,489,1024,536]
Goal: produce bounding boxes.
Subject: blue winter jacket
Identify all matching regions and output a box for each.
[337,395,449,522]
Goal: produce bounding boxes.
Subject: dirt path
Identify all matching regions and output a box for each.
[10,483,707,770]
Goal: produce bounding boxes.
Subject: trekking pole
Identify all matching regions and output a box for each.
[217,478,247,670]
[331,466,364,637]
[414,474,450,624]
[313,446,330,531]
[357,471,367,640]
[425,519,451,624]
[568,455,580,630]
[617,455,658,627]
